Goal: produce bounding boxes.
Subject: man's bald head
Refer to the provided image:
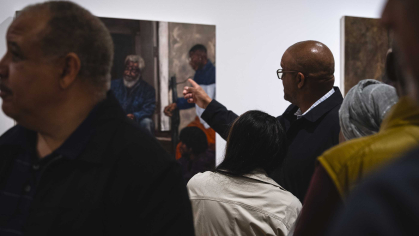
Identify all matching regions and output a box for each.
[284,40,335,84]
[280,41,335,109]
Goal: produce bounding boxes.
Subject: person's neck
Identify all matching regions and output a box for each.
[197,59,208,71]
[34,93,100,158]
[298,88,332,114]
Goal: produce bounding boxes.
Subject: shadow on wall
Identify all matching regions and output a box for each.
[0,17,16,136]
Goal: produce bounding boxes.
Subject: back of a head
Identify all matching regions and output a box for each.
[286,40,335,93]
[179,127,208,155]
[216,110,287,176]
[339,79,398,140]
[20,1,114,99]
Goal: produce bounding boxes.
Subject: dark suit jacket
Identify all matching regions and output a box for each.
[201,87,343,201]
[0,92,195,236]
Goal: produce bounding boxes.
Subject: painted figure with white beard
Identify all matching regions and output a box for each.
[111,55,156,135]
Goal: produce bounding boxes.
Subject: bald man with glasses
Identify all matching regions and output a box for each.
[183,40,343,201]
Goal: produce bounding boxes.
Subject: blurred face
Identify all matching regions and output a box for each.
[280,52,298,104]
[381,0,419,101]
[189,51,203,71]
[179,142,192,157]
[123,61,140,82]
[0,12,62,124]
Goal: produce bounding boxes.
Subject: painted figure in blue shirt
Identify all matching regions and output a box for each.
[111,55,156,135]
[164,44,215,129]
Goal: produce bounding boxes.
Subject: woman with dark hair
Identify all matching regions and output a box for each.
[187,110,301,236]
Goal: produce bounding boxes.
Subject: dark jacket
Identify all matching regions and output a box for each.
[201,87,343,201]
[327,147,419,236]
[0,92,195,236]
[111,78,156,122]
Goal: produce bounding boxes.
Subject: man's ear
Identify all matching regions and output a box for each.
[297,72,305,89]
[59,52,81,89]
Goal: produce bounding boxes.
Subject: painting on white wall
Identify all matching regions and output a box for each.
[99,16,216,160]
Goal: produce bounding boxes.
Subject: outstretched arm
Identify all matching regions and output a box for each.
[183,79,239,140]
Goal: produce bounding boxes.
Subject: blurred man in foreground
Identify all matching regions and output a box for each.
[0,2,194,235]
[327,1,419,235]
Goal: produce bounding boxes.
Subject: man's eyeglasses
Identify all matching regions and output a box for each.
[277,69,299,80]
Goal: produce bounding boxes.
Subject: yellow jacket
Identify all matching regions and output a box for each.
[318,97,419,200]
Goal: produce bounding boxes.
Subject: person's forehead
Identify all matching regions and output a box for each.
[7,13,49,46]
[125,61,138,66]
[280,51,291,67]
[189,51,198,56]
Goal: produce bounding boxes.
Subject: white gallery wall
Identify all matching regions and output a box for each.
[0,0,386,163]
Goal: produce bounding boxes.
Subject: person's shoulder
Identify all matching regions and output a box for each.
[268,182,302,210]
[139,79,155,91]
[326,149,419,235]
[322,89,344,117]
[319,129,419,179]
[345,147,419,208]
[323,101,341,120]
[319,131,402,171]
[321,136,372,160]
[111,78,123,87]
[109,118,172,170]
[280,104,298,117]
[375,147,419,184]
[187,171,217,191]
[188,171,214,184]
[0,125,27,145]
[283,190,303,214]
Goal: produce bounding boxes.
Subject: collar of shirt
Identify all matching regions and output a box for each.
[200,60,213,72]
[294,88,336,120]
[243,170,285,189]
[218,168,284,189]
[1,100,100,163]
[0,91,129,165]
[194,60,215,85]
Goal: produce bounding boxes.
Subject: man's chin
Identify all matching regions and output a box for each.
[1,101,19,120]
[123,77,134,82]
[283,95,290,102]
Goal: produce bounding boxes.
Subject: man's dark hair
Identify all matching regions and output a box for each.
[216,110,288,176]
[179,127,208,155]
[20,1,114,98]
[189,44,207,54]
